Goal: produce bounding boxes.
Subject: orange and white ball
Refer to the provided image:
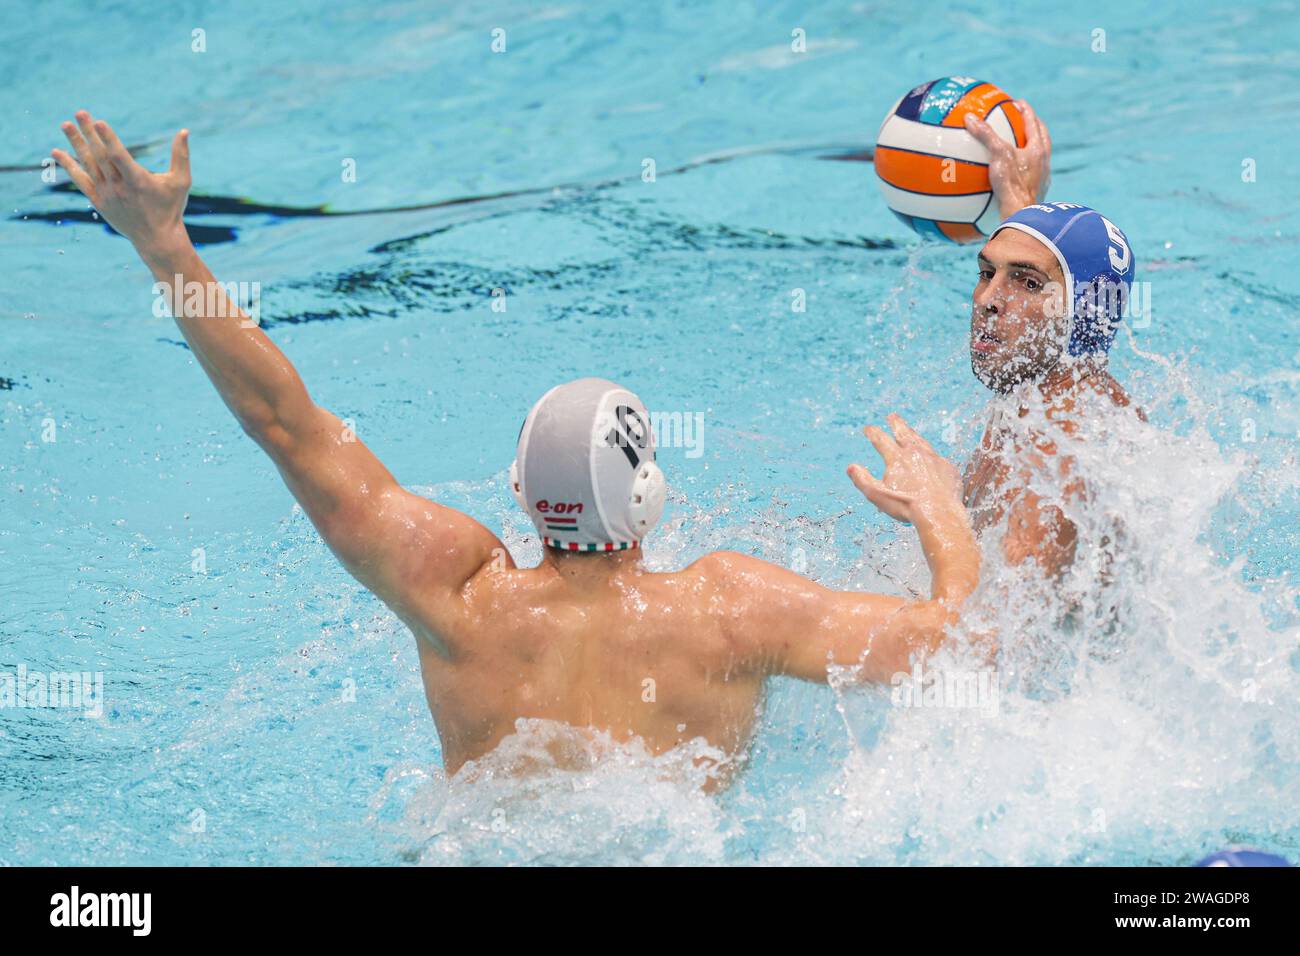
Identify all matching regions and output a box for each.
[874,76,1027,242]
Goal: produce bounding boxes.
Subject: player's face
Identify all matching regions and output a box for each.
[970,230,1069,393]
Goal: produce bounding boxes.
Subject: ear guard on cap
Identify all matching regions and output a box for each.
[628,460,666,534]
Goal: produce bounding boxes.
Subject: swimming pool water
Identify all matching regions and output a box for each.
[1,0,1298,865]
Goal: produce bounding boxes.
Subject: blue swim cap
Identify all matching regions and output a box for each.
[993,201,1135,356]
[1195,848,1291,867]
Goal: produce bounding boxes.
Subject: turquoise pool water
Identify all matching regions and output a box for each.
[1,0,1297,865]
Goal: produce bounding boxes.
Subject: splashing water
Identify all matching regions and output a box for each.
[372,723,735,866]
[827,386,1297,865]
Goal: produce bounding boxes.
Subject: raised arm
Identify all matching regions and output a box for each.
[707,415,981,683]
[52,112,503,646]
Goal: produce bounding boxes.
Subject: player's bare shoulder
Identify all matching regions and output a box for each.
[683,550,775,593]
[676,550,807,644]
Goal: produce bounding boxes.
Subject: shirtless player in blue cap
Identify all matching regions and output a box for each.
[963,111,1141,576]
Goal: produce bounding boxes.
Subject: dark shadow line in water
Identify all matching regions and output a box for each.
[0,137,168,174]
[10,142,877,247]
[25,184,331,219]
[16,205,241,246]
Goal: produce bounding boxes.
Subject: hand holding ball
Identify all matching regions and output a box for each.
[874,76,1028,242]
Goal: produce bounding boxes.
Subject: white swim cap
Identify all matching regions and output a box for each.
[510,378,666,552]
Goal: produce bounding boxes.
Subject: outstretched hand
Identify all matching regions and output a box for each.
[52,110,192,260]
[847,414,962,525]
[964,98,1051,219]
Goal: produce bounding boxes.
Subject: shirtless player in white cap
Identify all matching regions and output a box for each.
[52,112,980,781]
